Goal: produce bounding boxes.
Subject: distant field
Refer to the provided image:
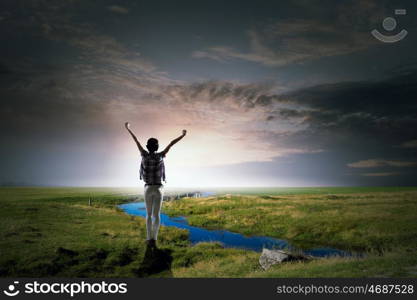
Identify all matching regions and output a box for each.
[1,186,416,277]
[1,185,413,198]
[195,186,417,195]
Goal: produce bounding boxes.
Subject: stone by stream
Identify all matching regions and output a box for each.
[259,248,313,270]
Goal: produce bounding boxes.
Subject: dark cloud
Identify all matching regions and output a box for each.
[163,81,276,110]
[277,108,308,119]
[107,5,129,14]
[276,71,417,145]
[193,0,387,66]
[348,159,417,168]
[400,140,417,149]
[361,172,400,177]
[0,63,12,75]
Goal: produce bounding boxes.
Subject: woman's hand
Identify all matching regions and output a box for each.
[182,129,187,136]
[125,122,130,130]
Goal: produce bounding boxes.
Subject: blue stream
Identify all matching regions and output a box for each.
[118,201,356,258]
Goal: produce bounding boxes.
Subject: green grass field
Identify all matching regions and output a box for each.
[1,186,416,277]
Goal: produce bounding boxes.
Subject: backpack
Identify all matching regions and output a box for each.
[139,152,166,183]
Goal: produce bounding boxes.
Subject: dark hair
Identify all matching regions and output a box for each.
[146,138,159,153]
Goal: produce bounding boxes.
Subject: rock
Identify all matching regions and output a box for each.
[259,248,311,270]
[259,249,289,270]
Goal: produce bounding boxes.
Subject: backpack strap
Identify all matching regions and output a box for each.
[161,160,166,182]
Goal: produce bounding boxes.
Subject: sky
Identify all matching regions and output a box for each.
[1,0,417,187]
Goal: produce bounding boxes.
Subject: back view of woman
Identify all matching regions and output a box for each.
[125,122,187,247]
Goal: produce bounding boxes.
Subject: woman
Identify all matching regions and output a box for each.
[125,122,187,247]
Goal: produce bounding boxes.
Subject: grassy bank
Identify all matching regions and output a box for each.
[0,187,416,277]
[164,189,417,253]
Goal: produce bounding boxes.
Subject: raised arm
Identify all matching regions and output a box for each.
[161,130,187,156]
[124,122,146,155]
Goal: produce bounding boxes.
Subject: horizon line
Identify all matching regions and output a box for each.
[1,185,416,189]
